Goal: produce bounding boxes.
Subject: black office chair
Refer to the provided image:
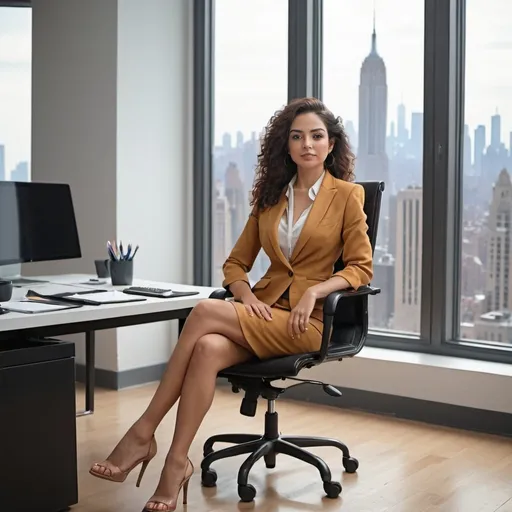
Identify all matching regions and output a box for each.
[202,181,385,503]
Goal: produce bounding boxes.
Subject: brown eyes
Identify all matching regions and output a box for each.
[290,133,324,140]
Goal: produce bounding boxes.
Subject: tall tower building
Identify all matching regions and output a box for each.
[0,145,5,181]
[213,182,233,286]
[474,125,486,176]
[393,187,422,333]
[397,103,407,145]
[224,162,246,248]
[410,112,423,162]
[463,124,472,175]
[491,111,501,150]
[356,18,389,215]
[486,169,512,312]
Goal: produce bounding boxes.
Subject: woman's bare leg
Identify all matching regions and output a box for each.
[145,333,253,510]
[90,299,250,477]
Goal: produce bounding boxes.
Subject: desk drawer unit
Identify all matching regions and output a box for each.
[0,337,78,512]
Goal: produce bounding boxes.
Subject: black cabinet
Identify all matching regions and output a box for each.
[0,337,78,511]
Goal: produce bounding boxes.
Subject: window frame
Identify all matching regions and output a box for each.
[193,0,512,364]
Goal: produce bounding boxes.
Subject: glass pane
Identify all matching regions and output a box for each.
[323,0,424,335]
[0,7,31,182]
[212,0,288,287]
[460,2,512,346]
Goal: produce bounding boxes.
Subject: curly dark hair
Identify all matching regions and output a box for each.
[251,97,355,211]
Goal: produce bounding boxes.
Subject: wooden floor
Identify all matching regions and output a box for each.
[75,383,512,512]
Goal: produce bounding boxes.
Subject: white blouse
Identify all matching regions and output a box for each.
[278,171,325,260]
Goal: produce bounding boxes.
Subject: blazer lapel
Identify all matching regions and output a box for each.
[290,172,337,262]
[265,193,293,270]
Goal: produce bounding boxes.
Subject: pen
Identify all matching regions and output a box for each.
[107,241,118,261]
[130,245,139,260]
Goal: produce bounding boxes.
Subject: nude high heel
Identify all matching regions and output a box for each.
[143,458,194,511]
[89,435,157,486]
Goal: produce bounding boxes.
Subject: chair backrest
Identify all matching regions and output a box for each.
[325,181,385,358]
[333,181,385,274]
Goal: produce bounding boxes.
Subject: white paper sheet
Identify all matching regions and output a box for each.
[0,300,72,313]
[68,291,139,303]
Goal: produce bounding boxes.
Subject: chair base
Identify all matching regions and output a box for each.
[200,408,359,503]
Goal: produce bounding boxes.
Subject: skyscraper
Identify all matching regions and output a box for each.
[356,19,389,214]
[491,111,501,150]
[486,169,512,312]
[393,186,422,333]
[0,145,5,181]
[474,125,486,176]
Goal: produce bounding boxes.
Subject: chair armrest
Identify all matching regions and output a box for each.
[209,288,233,300]
[317,285,380,362]
[323,285,381,316]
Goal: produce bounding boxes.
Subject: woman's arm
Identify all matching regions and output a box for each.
[310,184,373,299]
[288,185,373,336]
[222,208,262,299]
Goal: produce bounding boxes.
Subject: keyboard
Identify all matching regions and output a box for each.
[122,286,174,298]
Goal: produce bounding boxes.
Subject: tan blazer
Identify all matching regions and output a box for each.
[222,171,373,322]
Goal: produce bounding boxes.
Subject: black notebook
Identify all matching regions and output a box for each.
[122,289,200,299]
[26,289,146,306]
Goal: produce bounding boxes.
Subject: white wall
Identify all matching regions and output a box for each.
[30,0,119,370]
[116,0,192,370]
[29,0,192,371]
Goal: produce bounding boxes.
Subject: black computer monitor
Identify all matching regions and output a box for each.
[0,181,82,266]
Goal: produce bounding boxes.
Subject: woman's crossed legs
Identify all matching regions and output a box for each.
[90,299,254,510]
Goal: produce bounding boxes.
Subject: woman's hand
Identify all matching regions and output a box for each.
[288,289,317,338]
[241,292,273,321]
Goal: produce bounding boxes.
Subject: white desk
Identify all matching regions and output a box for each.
[0,274,217,415]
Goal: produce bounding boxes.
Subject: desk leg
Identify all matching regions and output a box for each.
[178,317,186,336]
[77,331,95,417]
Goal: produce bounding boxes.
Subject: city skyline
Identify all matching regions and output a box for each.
[216,102,512,169]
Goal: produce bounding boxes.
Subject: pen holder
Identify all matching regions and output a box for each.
[110,260,133,286]
[0,280,13,302]
[95,259,110,278]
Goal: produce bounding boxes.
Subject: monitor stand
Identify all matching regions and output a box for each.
[0,265,49,287]
[9,276,50,287]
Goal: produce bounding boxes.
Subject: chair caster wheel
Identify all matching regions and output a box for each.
[238,483,257,502]
[264,452,276,469]
[323,481,342,499]
[201,468,217,487]
[343,456,359,473]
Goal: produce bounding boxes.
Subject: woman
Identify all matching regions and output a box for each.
[89,97,373,511]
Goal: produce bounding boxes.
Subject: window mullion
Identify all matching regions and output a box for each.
[288,0,322,101]
[428,0,465,346]
[421,0,437,345]
[192,0,214,286]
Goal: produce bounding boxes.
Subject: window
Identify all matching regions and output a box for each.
[0,6,31,182]
[323,0,424,335]
[211,0,288,287]
[195,0,512,363]
[459,0,512,347]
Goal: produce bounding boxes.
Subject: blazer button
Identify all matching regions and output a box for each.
[288,270,293,277]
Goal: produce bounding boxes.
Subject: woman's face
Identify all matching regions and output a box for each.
[288,113,334,170]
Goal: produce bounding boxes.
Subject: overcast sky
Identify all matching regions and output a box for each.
[215,0,512,147]
[0,7,31,175]
[0,1,511,173]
